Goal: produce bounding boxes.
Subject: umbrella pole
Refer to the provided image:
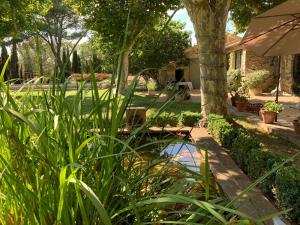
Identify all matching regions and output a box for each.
[275,56,281,122]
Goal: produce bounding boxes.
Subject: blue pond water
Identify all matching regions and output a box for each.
[161,143,201,173]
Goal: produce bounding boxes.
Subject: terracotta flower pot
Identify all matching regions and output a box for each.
[249,88,262,96]
[147,90,156,96]
[236,101,248,112]
[293,120,300,134]
[260,110,277,124]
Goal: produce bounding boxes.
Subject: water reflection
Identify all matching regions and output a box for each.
[161,143,201,173]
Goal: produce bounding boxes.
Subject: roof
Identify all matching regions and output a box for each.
[185,33,242,59]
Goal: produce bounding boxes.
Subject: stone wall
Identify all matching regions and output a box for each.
[244,50,276,92]
[280,55,294,94]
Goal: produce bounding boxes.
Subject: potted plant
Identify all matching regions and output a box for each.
[147,79,157,96]
[245,70,269,96]
[236,96,248,112]
[293,116,300,134]
[166,85,176,99]
[260,101,284,124]
[227,69,242,106]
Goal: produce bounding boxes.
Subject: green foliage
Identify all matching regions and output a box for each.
[207,114,239,148]
[179,112,202,127]
[72,50,82,73]
[131,20,191,75]
[263,101,284,113]
[146,79,157,91]
[230,0,286,33]
[245,70,270,89]
[0,45,9,80]
[155,112,178,127]
[275,166,300,223]
[208,115,299,222]
[227,69,242,95]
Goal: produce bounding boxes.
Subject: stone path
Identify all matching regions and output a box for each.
[232,108,300,148]
[190,128,290,225]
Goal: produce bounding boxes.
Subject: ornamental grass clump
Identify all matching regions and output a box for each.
[0,55,263,224]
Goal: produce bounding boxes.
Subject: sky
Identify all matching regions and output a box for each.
[172,9,236,45]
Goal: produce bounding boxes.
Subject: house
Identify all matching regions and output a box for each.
[159,33,300,95]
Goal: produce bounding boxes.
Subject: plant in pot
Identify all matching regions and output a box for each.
[227,69,242,106]
[147,79,157,96]
[236,96,248,112]
[260,101,284,124]
[244,70,269,96]
[166,84,176,99]
[293,116,300,134]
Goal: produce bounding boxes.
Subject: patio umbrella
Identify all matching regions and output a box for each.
[241,0,300,106]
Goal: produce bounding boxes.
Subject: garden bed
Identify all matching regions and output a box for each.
[208,115,300,224]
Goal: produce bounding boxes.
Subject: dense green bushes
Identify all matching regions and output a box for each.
[207,114,239,148]
[179,112,202,127]
[150,111,202,127]
[208,114,300,222]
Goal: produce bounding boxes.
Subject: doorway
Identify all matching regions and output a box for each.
[293,54,300,95]
[175,69,185,82]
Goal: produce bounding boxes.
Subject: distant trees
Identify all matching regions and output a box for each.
[72,50,81,74]
[79,0,181,90]
[36,0,84,76]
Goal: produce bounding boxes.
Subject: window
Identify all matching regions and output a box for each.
[234,50,242,69]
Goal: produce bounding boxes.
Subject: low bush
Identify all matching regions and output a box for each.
[244,70,269,89]
[155,112,178,127]
[208,115,299,222]
[275,166,300,223]
[179,112,202,127]
[207,114,239,148]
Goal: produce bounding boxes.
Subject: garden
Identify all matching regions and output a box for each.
[1,0,300,224]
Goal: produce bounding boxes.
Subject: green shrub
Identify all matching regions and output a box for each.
[263,101,284,113]
[275,166,300,223]
[155,112,178,127]
[208,114,299,222]
[207,114,239,148]
[147,78,157,91]
[227,69,242,96]
[231,131,260,170]
[179,112,202,127]
[245,70,269,89]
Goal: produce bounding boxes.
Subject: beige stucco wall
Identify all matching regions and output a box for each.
[189,59,200,89]
[158,63,190,87]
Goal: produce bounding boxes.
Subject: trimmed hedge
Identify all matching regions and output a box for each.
[207,114,239,148]
[155,112,178,127]
[179,112,202,127]
[208,114,300,222]
[275,166,300,224]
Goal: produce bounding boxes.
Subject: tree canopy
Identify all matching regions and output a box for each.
[230,0,286,33]
[131,20,191,75]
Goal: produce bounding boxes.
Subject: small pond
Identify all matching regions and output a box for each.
[161,143,201,173]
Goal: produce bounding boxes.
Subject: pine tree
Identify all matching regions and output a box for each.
[66,48,71,76]
[72,50,79,73]
[72,50,81,73]
[0,45,9,81]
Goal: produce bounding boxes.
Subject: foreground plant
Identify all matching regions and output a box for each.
[0,56,280,225]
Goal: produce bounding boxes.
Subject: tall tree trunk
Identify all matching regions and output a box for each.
[11,40,19,80]
[119,49,130,91]
[182,0,230,118]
